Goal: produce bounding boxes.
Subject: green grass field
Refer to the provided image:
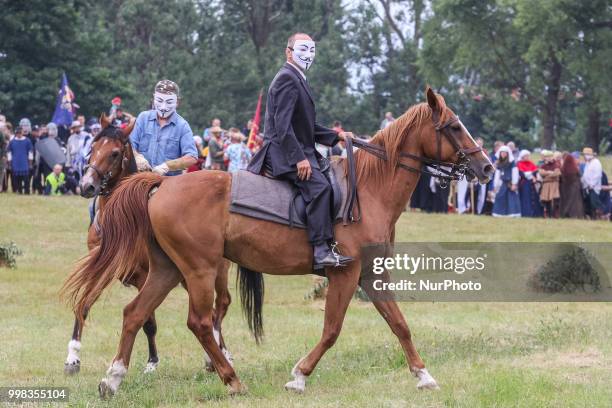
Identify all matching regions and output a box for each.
[1,194,611,407]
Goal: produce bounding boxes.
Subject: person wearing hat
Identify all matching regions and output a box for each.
[130,79,197,176]
[207,126,226,170]
[538,149,561,218]
[66,120,87,174]
[580,147,603,218]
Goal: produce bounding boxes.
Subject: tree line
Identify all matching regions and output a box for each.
[1,0,610,151]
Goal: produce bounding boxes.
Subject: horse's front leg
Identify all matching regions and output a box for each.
[285,263,360,393]
[64,307,88,375]
[360,277,439,390]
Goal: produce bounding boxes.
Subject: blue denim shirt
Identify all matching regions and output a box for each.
[130,110,198,176]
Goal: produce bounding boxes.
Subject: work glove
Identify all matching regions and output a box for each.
[152,162,169,175]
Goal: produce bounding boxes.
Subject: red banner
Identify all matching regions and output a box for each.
[247,90,263,151]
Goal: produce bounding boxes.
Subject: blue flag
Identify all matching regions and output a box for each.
[51,73,75,126]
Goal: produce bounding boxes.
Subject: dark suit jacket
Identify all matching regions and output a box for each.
[248,63,339,176]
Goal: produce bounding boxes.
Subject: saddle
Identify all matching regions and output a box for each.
[229,149,360,229]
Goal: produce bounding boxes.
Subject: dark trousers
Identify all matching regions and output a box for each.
[278,167,334,244]
[12,173,30,194]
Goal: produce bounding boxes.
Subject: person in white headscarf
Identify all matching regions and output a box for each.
[581,147,603,218]
[516,149,542,217]
[492,145,521,217]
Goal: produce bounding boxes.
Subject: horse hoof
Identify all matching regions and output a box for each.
[415,368,440,390]
[64,361,80,375]
[228,381,247,396]
[98,379,115,399]
[284,379,305,393]
[143,361,158,374]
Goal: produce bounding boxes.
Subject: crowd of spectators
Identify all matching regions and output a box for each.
[0,113,104,196]
[1,110,610,223]
[410,138,611,221]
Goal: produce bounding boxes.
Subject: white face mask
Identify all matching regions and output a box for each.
[290,40,316,71]
[153,92,178,118]
[584,154,593,161]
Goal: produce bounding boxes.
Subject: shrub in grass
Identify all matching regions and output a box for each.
[0,241,22,269]
[528,246,602,293]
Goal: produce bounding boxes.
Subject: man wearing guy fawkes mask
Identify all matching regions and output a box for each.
[248,33,354,270]
[130,80,198,176]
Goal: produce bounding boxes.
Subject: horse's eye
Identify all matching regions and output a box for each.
[111,150,120,158]
[451,124,461,131]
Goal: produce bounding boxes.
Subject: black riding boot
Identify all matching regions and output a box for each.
[313,241,353,270]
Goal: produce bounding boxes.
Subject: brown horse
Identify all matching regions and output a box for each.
[62,115,232,375]
[64,89,494,397]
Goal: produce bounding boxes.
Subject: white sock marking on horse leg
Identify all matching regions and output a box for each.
[222,348,234,367]
[100,360,127,395]
[143,360,159,373]
[284,358,307,393]
[65,340,81,365]
[415,368,439,390]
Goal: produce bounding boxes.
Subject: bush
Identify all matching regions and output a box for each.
[528,246,601,293]
[0,242,23,269]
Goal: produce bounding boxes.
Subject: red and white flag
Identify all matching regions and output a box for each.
[247,90,263,151]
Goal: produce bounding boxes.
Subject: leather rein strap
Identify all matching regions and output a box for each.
[341,115,482,224]
[349,115,481,187]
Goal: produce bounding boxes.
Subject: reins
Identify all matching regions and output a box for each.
[341,114,482,224]
[348,115,481,188]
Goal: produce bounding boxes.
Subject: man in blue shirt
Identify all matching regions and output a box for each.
[130,79,198,176]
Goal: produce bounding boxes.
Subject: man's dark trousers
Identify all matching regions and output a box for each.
[276,166,333,244]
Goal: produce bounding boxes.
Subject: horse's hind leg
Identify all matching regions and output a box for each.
[142,313,159,373]
[64,307,88,375]
[205,259,233,372]
[98,241,181,398]
[360,282,438,390]
[285,265,360,393]
[183,265,245,396]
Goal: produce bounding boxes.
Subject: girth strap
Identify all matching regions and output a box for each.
[343,137,361,225]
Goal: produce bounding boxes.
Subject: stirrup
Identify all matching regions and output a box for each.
[330,241,344,267]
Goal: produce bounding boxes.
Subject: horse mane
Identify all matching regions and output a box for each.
[93,125,124,142]
[350,99,447,185]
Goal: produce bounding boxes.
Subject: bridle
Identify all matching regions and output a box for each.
[348,113,483,188]
[82,136,130,196]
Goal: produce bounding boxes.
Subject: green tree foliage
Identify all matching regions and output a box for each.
[0,0,610,148]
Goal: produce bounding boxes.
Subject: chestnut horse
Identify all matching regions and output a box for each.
[64,89,494,398]
[62,115,232,375]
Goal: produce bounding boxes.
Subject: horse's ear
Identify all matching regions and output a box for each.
[426,87,440,113]
[121,118,135,142]
[100,113,112,129]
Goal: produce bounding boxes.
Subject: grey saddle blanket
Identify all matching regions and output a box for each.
[229,160,348,229]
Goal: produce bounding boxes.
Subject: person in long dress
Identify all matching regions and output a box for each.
[492,146,521,217]
[559,153,584,219]
[516,150,542,217]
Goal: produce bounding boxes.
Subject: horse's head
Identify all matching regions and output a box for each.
[79,114,135,198]
[416,88,494,184]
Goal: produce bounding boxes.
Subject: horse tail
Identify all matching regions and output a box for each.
[61,173,163,327]
[237,265,265,344]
